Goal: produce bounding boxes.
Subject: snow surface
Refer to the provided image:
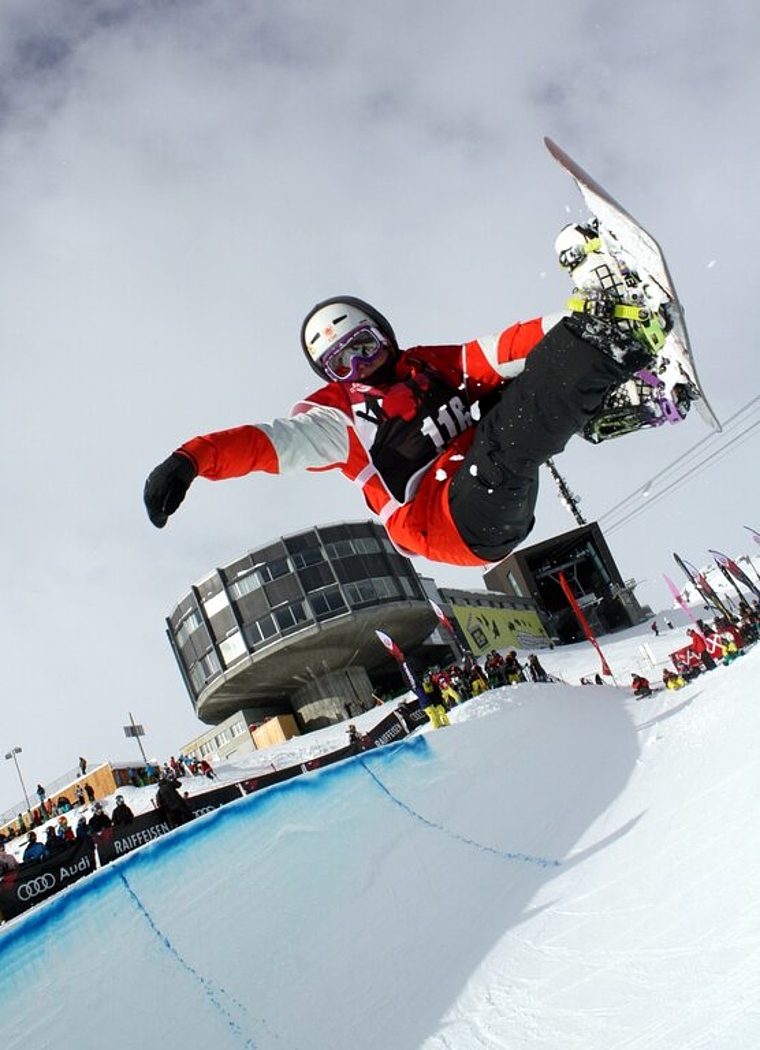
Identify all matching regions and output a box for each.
[1,618,759,1049]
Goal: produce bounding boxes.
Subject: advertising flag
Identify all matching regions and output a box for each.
[558,572,613,678]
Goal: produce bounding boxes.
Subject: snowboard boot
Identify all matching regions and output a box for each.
[556,221,669,371]
[555,221,690,441]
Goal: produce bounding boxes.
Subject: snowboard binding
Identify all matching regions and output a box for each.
[583,371,693,444]
[556,220,695,442]
[556,221,669,358]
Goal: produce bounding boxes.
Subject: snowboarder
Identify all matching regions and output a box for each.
[144,231,665,568]
[631,674,652,699]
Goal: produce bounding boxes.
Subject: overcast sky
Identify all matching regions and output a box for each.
[2,0,759,801]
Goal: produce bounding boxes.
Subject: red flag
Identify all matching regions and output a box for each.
[428,599,456,636]
[558,572,612,677]
[375,630,406,664]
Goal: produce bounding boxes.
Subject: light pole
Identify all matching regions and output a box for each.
[4,746,32,815]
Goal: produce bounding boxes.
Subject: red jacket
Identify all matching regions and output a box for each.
[180,317,550,565]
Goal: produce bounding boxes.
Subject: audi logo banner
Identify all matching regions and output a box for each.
[0,839,96,921]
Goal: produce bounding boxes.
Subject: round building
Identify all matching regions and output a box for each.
[167,521,443,731]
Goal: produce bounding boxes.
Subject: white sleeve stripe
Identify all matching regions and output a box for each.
[257,407,350,472]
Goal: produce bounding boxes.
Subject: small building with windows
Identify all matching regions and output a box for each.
[482,521,647,642]
[167,521,451,733]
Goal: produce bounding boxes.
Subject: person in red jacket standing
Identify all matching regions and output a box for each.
[144,231,662,567]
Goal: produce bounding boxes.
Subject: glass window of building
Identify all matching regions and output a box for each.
[308,586,348,619]
[273,602,308,632]
[257,557,290,582]
[373,576,403,600]
[291,546,325,569]
[244,614,277,647]
[344,580,378,605]
[353,535,382,554]
[175,608,203,649]
[323,539,355,559]
[297,561,336,592]
[229,572,262,600]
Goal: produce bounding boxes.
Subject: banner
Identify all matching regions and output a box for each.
[673,553,732,621]
[95,811,172,866]
[0,838,96,921]
[94,785,243,866]
[375,630,426,704]
[709,549,760,603]
[558,572,612,678]
[662,574,700,626]
[744,525,760,547]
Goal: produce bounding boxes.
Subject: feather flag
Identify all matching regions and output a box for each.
[558,572,613,678]
[375,629,406,664]
[375,630,425,702]
[709,549,760,602]
[744,525,760,546]
[662,574,700,626]
[673,552,732,620]
[428,598,456,636]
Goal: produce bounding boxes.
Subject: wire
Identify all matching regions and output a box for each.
[595,395,760,535]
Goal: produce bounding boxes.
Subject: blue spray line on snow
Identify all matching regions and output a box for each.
[359,758,562,870]
[118,872,260,1049]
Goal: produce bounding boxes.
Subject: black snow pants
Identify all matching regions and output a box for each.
[448,317,627,562]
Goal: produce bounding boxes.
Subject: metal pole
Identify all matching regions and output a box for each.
[129,713,149,764]
[5,747,32,815]
[546,458,587,526]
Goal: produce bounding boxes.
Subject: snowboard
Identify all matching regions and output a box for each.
[545,137,722,442]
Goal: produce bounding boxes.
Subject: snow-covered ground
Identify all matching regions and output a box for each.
[1,615,759,1049]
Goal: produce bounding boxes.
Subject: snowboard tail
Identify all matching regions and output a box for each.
[545,137,721,440]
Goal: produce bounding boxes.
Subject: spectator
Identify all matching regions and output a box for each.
[395,700,417,733]
[631,673,652,699]
[346,724,374,754]
[662,669,686,690]
[83,782,96,803]
[22,831,48,864]
[527,653,549,683]
[36,784,46,807]
[0,841,19,876]
[88,802,112,835]
[75,816,93,844]
[45,825,67,854]
[78,756,87,776]
[198,759,217,780]
[664,618,674,630]
[155,776,195,828]
[75,785,86,807]
[484,650,506,687]
[56,795,72,815]
[686,628,716,671]
[503,650,525,684]
[650,621,660,636]
[56,816,75,842]
[111,795,135,827]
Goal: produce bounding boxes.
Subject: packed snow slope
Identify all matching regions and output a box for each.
[1,632,759,1049]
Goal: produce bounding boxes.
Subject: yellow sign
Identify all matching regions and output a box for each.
[450,603,549,656]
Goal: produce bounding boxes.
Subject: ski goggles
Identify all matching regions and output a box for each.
[320,324,391,382]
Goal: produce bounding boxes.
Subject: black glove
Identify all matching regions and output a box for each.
[143,452,197,528]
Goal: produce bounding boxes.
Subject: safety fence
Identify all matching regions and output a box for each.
[0,702,427,924]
